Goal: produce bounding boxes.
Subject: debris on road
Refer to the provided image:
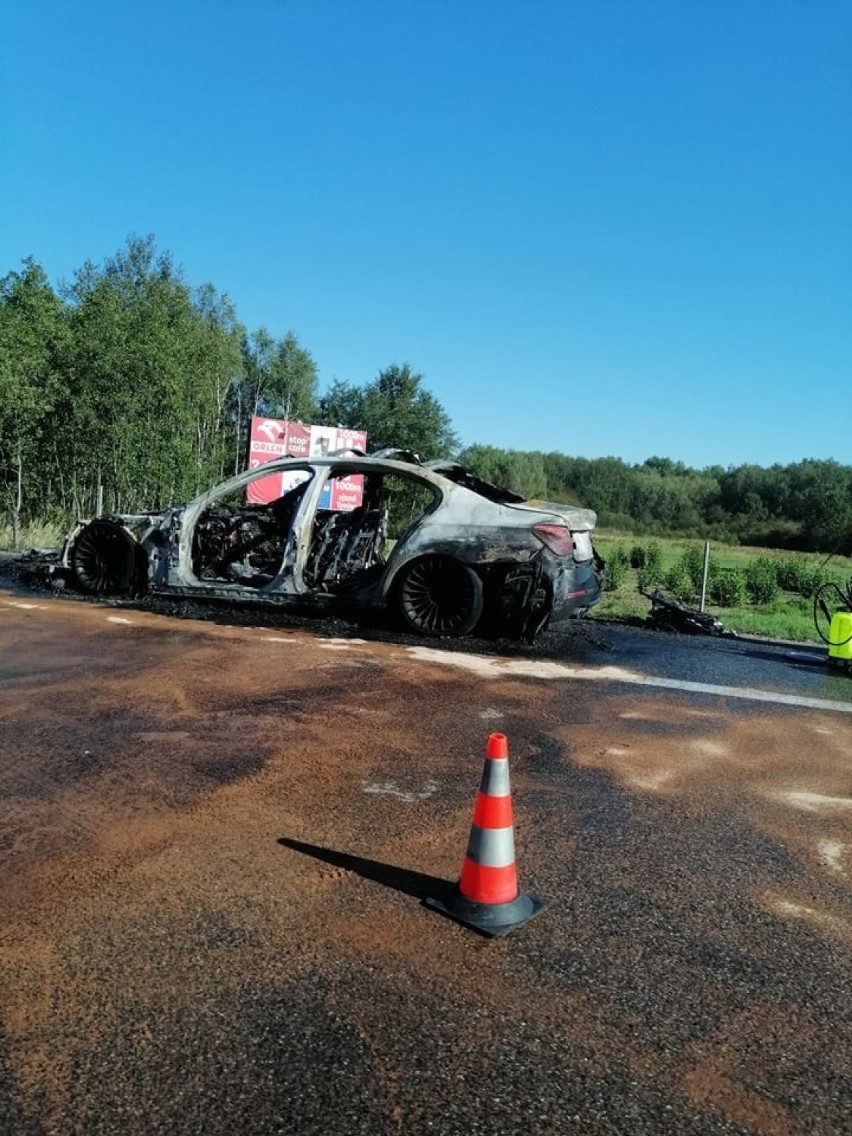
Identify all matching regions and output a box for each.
[645,590,726,636]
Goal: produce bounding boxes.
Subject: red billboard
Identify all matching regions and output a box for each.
[247,418,368,508]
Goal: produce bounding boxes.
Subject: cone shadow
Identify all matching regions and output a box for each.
[277,837,453,903]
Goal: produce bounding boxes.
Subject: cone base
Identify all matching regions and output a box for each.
[424,886,544,938]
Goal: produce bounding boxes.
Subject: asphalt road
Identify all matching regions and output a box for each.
[1,579,851,1135]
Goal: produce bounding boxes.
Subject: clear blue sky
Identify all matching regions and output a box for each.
[3,1,850,470]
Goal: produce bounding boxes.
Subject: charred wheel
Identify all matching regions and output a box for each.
[70,520,140,595]
[394,555,483,637]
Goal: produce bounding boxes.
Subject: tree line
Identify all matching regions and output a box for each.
[457,447,852,554]
[1,235,850,554]
[0,236,453,544]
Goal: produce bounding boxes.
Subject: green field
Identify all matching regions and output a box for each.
[592,532,852,644]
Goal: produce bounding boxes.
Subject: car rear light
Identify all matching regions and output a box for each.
[532,523,574,557]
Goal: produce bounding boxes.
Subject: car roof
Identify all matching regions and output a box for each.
[238,449,526,506]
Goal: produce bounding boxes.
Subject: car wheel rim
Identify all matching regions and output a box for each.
[400,557,476,635]
[72,523,135,594]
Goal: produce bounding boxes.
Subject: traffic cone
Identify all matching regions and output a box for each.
[426,733,544,937]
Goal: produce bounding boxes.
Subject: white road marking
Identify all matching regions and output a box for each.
[263,637,298,644]
[480,707,504,720]
[406,646,852,715]
[106,616,133,624]
[5,601,43,610]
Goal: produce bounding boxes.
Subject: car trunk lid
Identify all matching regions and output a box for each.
[508,500,598,561]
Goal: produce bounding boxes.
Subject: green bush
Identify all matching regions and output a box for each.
[745,557,780,605]
[605,545,630,591]
[657,546,706,602]
[637,569,664,594]
[798,564,830,597]
[637,546,664,593]
[708,566,746,607]
[663,560,697,603]
[774,557,832,597]
[806,566,833,595]
[775,558,808,594]
[644,542,663,578]
[680,545,705,591]
[630,541,663,577]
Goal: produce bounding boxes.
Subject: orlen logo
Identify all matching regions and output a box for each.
[257,420,283,442]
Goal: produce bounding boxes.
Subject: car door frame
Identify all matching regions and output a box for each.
[170,459,322,596]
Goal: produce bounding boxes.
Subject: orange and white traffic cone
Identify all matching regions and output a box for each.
[426,732,544,937]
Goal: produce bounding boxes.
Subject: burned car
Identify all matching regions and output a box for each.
[61,449,605,639]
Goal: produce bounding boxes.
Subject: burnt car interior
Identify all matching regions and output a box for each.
[190,468,438,592]
[190,478,311,587]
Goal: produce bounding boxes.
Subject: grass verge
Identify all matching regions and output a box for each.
[591,532,852,644]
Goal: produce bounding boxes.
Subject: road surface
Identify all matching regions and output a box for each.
[1,582,851,1134]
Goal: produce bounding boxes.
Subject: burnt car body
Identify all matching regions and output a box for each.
[61,450,605,639]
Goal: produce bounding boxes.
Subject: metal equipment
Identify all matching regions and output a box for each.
[814,577,852,670]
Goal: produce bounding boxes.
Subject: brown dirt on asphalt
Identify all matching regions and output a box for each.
[1,586,851,1134]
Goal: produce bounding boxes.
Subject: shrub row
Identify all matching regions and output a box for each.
[605,543,834,609]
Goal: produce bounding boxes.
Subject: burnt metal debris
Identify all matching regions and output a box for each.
[645,590,726,636]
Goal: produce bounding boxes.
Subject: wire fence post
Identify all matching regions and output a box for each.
[700,540,710,611]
